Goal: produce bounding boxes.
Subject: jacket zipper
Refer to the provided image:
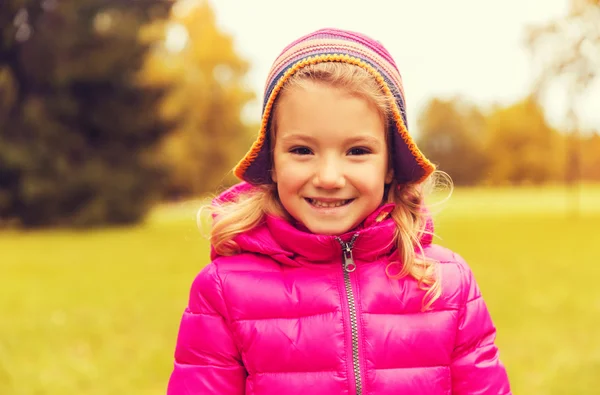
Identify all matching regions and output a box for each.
[336,233,362,395]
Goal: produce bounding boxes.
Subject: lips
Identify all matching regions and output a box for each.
[306,198,354,208]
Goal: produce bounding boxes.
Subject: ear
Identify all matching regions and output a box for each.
[385,167,394,184]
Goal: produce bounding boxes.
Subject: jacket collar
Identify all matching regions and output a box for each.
[212,182,433,267]
[233,203,399,266]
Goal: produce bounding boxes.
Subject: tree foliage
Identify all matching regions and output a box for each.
[526,0,600,188]
[142,1,255,199]
[415,96,594,186]
[526,0,600,99]
[483,97,563,185]
[0,0,173,228]
[416,97,488,185]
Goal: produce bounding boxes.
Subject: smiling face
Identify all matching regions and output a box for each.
[271,80,393,235]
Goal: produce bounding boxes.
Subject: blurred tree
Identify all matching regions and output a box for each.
[580,131,600,181]
[416,97,488,185]
[527,0,599,98]
[0,0,173,228]
[141,1,255,199]
[526,0,599,211]
[483,97,563,185]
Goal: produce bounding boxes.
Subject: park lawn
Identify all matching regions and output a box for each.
[1,186,599,394]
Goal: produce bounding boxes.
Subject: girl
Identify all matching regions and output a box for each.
[167,28,511,394]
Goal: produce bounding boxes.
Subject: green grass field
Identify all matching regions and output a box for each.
[1,185,599,394]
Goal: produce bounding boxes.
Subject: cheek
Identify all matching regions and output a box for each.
[275,159,312,183]
[275,164,309,196]
[278,177,306,196]
[349,161,389,187]
[359,178,386,197]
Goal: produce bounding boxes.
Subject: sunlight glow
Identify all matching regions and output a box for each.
[165,23,189,53]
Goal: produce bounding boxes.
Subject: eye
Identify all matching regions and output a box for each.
[348,147,371,156]
[290,146,313,155]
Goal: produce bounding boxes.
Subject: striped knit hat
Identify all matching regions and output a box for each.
[234,28,435,185]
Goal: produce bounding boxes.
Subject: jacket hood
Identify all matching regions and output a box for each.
[210,182,433,267]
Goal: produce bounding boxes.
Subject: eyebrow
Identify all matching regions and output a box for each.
[279,134,383,147]
[279,134,317,144]
[343,136,383,147]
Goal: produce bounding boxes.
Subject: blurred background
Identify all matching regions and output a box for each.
[1,0,599,394]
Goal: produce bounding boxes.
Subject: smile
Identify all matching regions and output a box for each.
[306,198,354,208]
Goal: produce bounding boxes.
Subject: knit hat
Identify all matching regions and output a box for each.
[233,28,435,185]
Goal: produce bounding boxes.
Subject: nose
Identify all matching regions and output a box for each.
[313,156,345,189]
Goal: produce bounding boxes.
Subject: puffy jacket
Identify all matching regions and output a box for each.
[167,183,511,394]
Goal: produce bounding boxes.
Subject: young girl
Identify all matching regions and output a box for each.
[166,28,511,394]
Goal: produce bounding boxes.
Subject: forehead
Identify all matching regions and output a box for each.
[274,82,387,144]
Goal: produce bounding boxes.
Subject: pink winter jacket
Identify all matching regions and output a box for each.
[167,183,511,394]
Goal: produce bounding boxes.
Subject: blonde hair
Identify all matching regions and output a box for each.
[205,62,451,310]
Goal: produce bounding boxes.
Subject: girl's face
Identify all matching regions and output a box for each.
[271,81,393,235]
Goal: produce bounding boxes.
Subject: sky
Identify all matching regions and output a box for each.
[174,0,600,133]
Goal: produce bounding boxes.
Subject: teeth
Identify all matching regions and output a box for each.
[310,199,349,208]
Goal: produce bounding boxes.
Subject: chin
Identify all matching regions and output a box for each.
[305,222,354,236]
[314,229,345,236]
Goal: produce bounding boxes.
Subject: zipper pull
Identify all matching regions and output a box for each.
[336,233,359,273]
[342,244,356,272]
